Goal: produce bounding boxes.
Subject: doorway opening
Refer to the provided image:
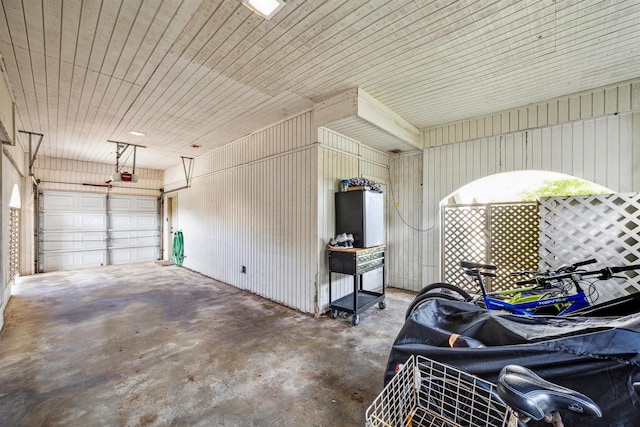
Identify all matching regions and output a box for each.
[444,170,611,205]
[441,171,613,291]
[166,195,178,261]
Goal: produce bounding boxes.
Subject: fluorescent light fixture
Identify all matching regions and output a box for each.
[128,131,145,137]
[242,0,285,20]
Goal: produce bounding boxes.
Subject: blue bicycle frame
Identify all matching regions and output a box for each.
[482,291,590,316]
[461,260,640,317]
[462,260,593,316]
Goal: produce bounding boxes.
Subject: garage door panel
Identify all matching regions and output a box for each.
[41,213,75,229]
[78,195,107,210]
[110,230,160,248]
[110,246,159,264]
[41,212,106,230]
[40,231,106,251]
[41,250,106,271]
[43,192,105,211]
[39,191,160,272]
[110,196,158,212]
[107,195,159,265]
[42,194,76,210]
[110,213,159,229]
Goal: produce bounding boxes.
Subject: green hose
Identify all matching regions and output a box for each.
[171,231,184,266]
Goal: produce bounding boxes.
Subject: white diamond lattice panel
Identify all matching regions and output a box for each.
[443,203,539,293]
[490,203,540,291]
[539,193,640,301]
[442,205,488,291]
[10,207,19,279]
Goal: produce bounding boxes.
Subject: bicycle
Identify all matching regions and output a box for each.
[405,261,583,319]
[405,259,640,319]
[406,279,568,317]
[405,260,596,319]
[366,354,602,427]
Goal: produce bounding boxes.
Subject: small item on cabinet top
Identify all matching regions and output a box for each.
[328,233,354,248]
[339,177,383,193]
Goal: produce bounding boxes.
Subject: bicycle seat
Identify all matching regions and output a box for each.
[497,365,602,421]
[460,260,497,270]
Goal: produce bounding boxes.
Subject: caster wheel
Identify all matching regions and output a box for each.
[378,300,387,310]
[330,309,338,319]
[351,314,360,326]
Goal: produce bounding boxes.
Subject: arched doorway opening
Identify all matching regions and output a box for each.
[444,170,611,205]
[440,171,613,292]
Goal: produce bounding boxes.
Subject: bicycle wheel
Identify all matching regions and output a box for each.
[405,292,464,320]
[416,282,473,301]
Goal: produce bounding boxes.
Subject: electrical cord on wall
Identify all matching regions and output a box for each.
[387,166,435,233]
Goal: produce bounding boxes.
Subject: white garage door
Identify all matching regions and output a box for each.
[38,191,160,272]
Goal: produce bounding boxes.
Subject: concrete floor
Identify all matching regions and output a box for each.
[0,263,413,426]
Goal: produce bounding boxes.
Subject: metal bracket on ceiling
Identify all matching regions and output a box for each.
[181,156,194,187]
[107,140,146,173]
[19,130,44,177]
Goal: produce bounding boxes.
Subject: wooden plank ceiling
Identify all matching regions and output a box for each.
[0,0,639,170]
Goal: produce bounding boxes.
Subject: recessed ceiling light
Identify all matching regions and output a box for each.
[129,131,145,137]
[242,0,285,20]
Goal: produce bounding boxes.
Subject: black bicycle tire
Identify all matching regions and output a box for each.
[416,282,473,301]
[405,292,461,320]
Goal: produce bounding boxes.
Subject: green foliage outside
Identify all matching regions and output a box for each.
[519,178,610,201]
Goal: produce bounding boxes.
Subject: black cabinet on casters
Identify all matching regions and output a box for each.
[328,245,386,326]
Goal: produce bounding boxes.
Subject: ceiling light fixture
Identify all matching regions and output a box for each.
[242,0,285,20]
[129,131,145,137]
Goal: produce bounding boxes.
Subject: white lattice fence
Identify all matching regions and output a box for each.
[539,193,640,301]
[10,207,19,280]
[490,203,539,290]
[442,203,539,292]
[442,205,487,289]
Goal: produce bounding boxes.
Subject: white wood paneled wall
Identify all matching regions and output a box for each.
[165,112,318,314]
[34,156,163,196]
[388,152,423,291]
[317,127,390,311]
[423,79,640,147]
[422,111,640,286]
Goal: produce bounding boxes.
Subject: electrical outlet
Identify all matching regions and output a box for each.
[241,266,247,274]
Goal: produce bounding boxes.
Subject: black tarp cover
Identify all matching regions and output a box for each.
[385,299,640,426]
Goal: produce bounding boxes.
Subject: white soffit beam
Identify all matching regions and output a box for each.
[314,88,420,153]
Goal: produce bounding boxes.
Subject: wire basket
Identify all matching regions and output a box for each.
[366,355,517,427]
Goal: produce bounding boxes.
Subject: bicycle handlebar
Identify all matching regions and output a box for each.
[515,263,640,286]
[510,259,597,277]
[602,264,640,276]
[510,270,539,277]
[515,276,568,286]
[573,258,598,268]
